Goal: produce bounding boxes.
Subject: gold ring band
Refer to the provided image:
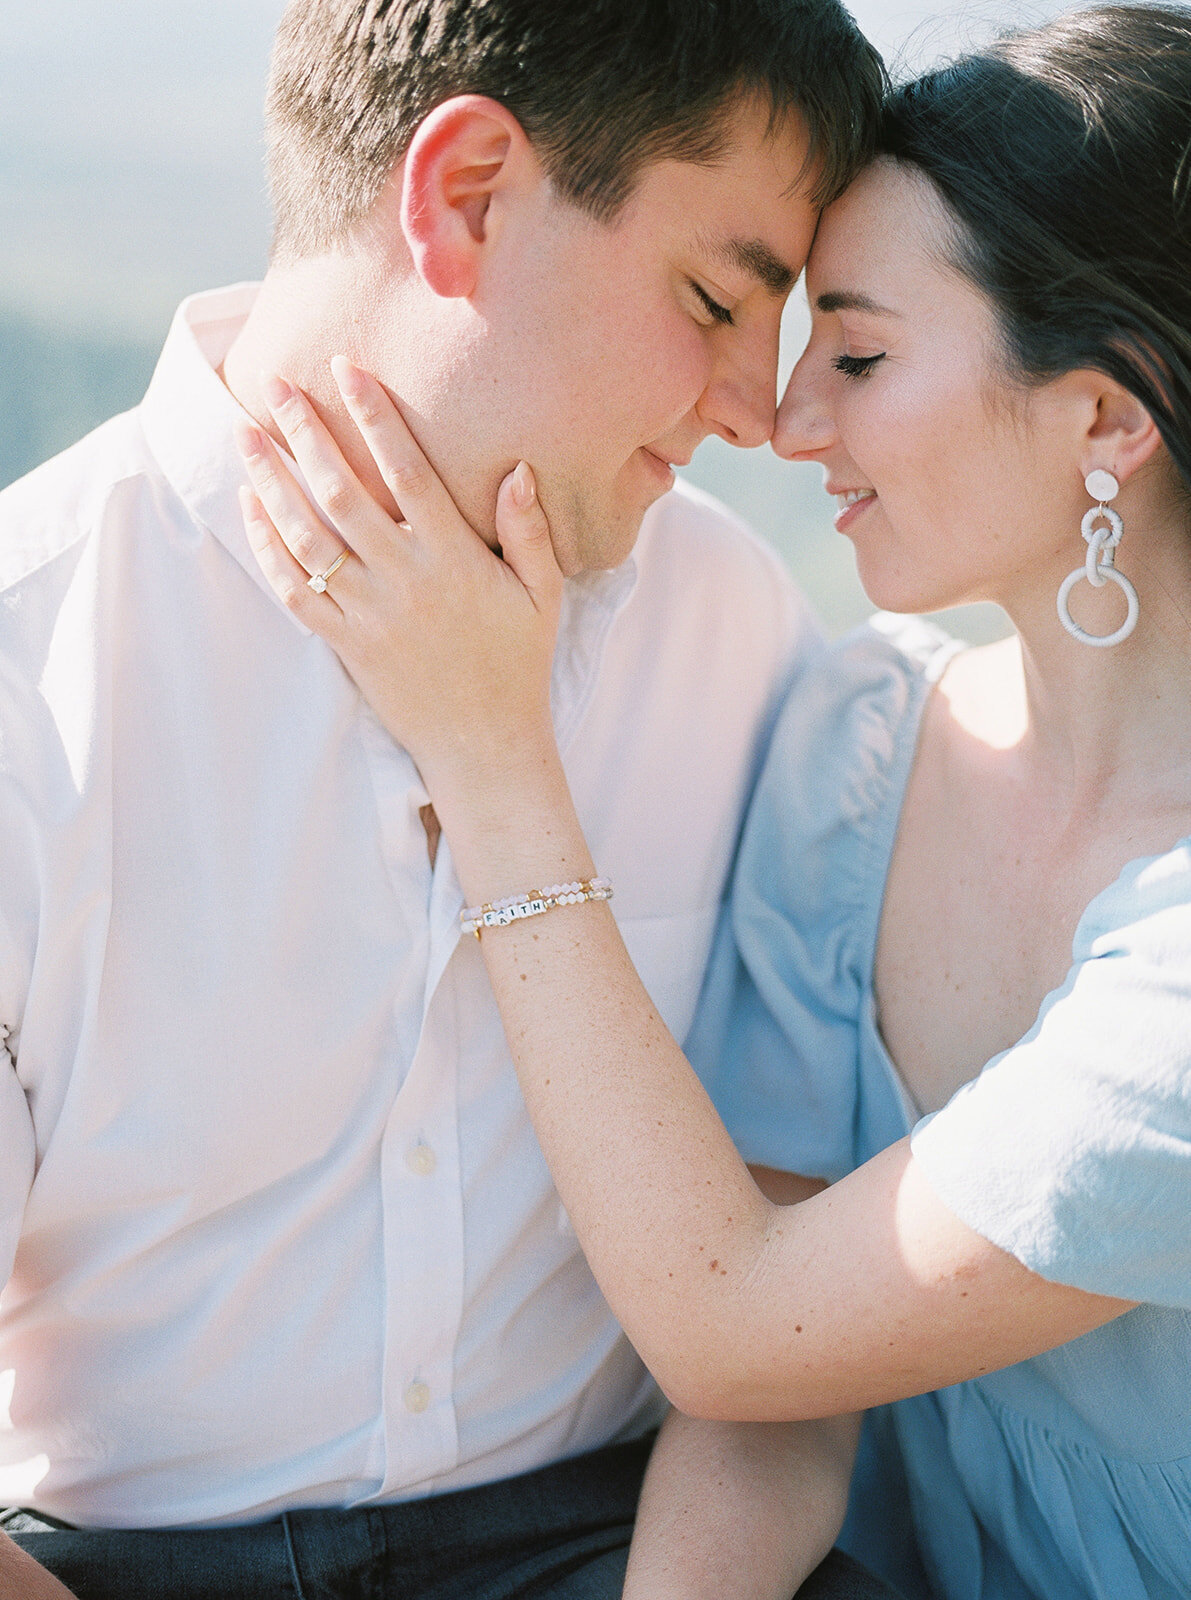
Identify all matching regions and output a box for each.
[307,548,350,594]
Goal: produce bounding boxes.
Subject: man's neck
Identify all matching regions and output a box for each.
[220,259,405,521]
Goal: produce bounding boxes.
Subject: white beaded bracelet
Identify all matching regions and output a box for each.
[461,878,613,939]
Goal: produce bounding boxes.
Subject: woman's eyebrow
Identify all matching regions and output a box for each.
[815,289,899,316]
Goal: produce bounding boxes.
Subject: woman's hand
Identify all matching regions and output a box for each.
[236,359,563,795]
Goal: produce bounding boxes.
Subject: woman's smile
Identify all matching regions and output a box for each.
[831,486,877,532]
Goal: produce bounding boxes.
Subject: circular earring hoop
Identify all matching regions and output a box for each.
[1057,564,1139,647]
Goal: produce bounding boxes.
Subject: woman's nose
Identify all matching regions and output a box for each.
[772,359,837,462]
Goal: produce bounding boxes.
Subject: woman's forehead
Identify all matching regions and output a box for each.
[805,161,958,308]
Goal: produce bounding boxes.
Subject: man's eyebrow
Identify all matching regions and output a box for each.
[702,235,798,297]
[815,289,898,317]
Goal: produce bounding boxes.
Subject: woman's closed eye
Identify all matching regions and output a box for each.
[833,351,885,379]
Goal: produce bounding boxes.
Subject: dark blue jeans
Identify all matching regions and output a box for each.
[3,1437,901,1599]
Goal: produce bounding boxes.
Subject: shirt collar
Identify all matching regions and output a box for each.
[138,284,640,725]
[139,282,297,622]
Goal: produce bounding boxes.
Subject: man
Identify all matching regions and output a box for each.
[0,3,883,1595]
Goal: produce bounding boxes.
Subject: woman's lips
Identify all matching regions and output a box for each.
[832,488,877,532]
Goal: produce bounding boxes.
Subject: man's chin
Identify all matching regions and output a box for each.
[556,489,670,577]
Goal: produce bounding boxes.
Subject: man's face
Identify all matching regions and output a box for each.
[396,100,819,575]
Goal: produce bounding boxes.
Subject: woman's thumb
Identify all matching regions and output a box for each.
[496,462,562,612]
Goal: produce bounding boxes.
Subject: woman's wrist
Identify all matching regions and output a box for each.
[423,735,597,907]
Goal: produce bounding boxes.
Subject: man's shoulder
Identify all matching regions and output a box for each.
[627,478,820,667]
[635,477,793,598]
[0,407,154,596]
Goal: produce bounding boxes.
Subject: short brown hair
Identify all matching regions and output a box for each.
[266,0,886,259]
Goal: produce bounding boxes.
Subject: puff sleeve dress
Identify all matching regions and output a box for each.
[687,615,1191,1600]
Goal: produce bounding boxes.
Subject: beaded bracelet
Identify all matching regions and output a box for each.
[461,877,613,939]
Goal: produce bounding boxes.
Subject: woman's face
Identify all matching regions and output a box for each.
[775,159,1085,618]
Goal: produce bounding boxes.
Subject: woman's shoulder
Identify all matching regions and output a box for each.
[725,614,967,1023]
[692,614,965,1180]
[750,611,964,875]
[769,610,963,763]
[1077,834,1191,963]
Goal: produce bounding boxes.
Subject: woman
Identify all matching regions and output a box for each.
[238,7,1191,1596]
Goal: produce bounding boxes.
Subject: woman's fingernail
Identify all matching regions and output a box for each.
[511,461,536,508]
[261,373,296,412]
[331,355,365,401]
[235,421,266,460]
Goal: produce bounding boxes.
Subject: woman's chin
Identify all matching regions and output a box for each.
[854,571,953,618]
[851,550,981,620]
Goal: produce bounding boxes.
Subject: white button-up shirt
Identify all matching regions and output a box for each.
[0,285,818,1528]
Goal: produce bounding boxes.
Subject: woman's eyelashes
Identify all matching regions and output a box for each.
[833,351,885,379]
[689,281,735,327]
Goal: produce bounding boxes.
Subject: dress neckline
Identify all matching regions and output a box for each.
[856,617,1191,1133]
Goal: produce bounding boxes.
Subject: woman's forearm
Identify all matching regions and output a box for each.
[435,756,785,1415]
[0,1533,78,1600]
[623,1410,861,1600]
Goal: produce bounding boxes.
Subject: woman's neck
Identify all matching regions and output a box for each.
[969,493,1191,815]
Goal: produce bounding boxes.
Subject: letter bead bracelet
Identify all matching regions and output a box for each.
[460,878,613,939]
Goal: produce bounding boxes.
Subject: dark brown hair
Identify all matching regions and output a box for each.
[881,5,1191,491]
[266,0,886,258]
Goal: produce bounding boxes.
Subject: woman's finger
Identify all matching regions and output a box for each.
[259,376,395,566]
[235,421,355,593]
[331,356,483,551]
[495,463,564,619]
[239,486,345,636]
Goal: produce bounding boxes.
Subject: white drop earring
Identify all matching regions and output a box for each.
[1056,469,1139,647]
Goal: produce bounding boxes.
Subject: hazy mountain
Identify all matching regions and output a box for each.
[0,310,156,488]
[0,0,279,335]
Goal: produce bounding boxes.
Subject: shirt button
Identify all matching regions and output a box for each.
[405,1143,437,1177]
[404,1381,431,1414]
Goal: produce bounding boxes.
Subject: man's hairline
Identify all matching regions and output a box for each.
[270,85,820,267]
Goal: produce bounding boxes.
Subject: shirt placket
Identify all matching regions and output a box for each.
[351,708,465,1495]
[355,567,635,1499]
[371,839,468,1494]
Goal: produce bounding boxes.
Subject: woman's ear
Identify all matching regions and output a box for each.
[399,95,536,299]
[1080,377,1163,489]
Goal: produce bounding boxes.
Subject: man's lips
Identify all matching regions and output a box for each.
[639,447,686,487]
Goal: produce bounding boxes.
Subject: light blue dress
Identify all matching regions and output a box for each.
[687,615,1191,1600]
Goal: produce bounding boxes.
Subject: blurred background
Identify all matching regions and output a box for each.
[0,0,1069,636]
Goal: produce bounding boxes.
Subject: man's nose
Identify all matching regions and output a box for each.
[696,323,780,450]
[772,358,836,461]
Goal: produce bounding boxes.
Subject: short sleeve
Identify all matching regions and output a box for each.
[912,842,1191,1308]
[689,618,953,1181]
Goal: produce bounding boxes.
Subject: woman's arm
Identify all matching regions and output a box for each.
[625,1170,861,1600]
[624,1409,861,1600]
[239,368,1133,1421]
[0,1534,78,1600]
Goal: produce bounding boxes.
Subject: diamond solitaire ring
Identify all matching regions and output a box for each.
[307,548,350,593]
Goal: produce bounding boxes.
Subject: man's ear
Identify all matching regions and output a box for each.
[399,95,537,299]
